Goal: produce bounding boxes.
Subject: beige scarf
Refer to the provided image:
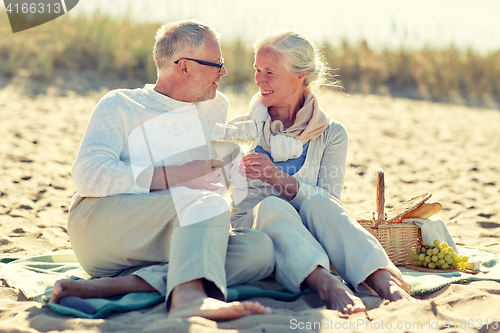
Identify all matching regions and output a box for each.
[249,90,330,162]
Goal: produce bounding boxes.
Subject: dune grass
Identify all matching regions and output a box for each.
[1,11,499,107]
[325,39,500,107]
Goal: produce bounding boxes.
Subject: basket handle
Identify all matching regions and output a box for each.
[374,168,385,228]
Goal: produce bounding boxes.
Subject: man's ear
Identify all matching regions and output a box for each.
[175,59,190,76]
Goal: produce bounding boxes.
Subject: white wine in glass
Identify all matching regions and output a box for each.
[210,123,237,158]
[210,140,237,158]
[233,120,259,155]
[210,123,237,206]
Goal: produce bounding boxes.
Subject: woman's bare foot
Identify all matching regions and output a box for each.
[365,269,415,302]
[168,280,271,320]
[305,266,366,314]
[49,275,155,304]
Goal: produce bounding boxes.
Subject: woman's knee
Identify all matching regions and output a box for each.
[299,191,342,214]
[254,197,299,220]
[228,229,275,282]
[248,231,275,273]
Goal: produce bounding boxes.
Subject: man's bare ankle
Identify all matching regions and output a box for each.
[170,279,207,310]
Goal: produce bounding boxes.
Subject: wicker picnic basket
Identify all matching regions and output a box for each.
[354,169,426,266]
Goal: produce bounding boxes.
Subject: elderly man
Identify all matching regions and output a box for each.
[49,20,274,320]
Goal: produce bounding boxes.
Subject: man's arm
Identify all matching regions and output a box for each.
[72,91,152,197]
[149,159,224,191]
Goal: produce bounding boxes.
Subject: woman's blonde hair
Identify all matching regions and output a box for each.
[253,31,340,91]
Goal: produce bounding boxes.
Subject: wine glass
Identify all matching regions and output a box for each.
[233,120,259,155]
[210,123,237,158]
[210,123,237,205]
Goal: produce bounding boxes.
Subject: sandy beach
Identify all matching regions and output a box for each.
[1,78,500,332]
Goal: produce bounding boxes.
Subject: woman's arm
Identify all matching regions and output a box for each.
[292,121,349,204]
[238,121,348,205]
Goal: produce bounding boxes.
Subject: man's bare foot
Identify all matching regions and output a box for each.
[168,279,271,320]
[49,275,155,304]
[306,266,366,314]
[365,269,415,302]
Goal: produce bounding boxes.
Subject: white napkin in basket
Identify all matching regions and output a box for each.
[403,217,458,251]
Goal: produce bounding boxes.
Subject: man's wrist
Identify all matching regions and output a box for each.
[162,165,169,189]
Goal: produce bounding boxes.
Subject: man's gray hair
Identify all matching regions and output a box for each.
[153,20,219,73]
[253,31,339,91]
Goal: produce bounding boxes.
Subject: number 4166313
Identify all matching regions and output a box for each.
[6,2,62,14]
[444,319,499,330]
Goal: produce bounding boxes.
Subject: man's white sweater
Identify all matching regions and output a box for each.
[72,84,229,198]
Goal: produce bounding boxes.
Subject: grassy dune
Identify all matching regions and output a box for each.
[1,11,499,107]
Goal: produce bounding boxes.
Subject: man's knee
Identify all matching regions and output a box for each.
[175,191,230,228]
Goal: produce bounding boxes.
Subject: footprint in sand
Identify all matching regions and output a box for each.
[0,239,11,246]
[480,233,499,238]
[3,247,26,253]
[477,222,500,229]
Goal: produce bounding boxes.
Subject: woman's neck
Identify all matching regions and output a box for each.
[268,90,306,128]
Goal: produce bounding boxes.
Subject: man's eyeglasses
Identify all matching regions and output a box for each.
[174,58,224,73]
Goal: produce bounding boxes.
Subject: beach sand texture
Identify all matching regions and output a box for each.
[1,84,500,332]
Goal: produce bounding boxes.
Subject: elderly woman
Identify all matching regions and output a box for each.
[228,31,413,314]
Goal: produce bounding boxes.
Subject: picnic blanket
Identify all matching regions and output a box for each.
[1,246,500,319]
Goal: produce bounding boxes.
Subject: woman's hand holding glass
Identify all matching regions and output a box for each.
[237,153,281,183]
[237,153,299,201]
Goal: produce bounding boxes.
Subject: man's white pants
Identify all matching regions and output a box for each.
[67,191,275,304]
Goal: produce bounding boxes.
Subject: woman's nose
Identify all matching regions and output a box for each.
[256,73,265,85]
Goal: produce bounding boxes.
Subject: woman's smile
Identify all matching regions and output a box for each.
[260,89,274,95]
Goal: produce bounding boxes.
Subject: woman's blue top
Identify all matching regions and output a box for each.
[254,141,309,176]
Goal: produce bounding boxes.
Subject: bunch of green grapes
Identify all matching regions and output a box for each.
[411,240,469,270]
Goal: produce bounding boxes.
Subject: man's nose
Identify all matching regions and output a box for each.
[220,65,227,76]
